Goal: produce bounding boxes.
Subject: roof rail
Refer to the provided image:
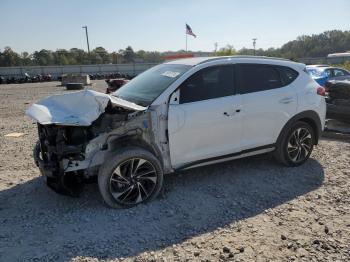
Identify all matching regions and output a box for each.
[198,55,290,64]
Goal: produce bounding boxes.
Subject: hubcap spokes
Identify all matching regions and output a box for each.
[287,128,312,163]
[109,158,157,205]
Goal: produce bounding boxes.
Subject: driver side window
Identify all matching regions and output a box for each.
[325,69,332,77]
[179,65,235,104]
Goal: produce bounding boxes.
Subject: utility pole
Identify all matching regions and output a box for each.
[252,38,257,56]
[214,42,218,53]
[82,26,90,54]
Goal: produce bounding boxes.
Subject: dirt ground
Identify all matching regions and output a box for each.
[0,81,349,262]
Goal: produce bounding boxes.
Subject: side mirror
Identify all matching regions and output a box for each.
[169,90,180,105]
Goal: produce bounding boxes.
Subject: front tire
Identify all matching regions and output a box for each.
[33,141,41,167]
[98,147,163,208]
[274,121,315,167]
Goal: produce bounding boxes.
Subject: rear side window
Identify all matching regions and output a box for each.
[276,66,299,85]
[180,65,235,104]
[333,68,349,77]
[238,64,282,94]
[306,68,326,78]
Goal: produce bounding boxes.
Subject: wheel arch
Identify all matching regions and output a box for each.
[107,135,164,167]
[277,110,322,145]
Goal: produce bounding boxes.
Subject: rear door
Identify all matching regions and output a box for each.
[168,65,243,168]
[237,64,298,150]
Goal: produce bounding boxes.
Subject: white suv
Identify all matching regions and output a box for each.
[27,56,326,208]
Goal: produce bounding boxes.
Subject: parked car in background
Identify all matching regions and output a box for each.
[306,65,350,87]
[27,56,326,208]
[1,73,53,84]
[105,78,129,94]
[325,76,350,123]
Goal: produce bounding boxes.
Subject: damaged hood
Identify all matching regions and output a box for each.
[26,90,146,126]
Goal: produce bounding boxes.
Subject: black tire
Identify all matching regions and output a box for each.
[66,83,84,90]
[98,147,163,208]
[33,140,41,167]
[274,121,315,167]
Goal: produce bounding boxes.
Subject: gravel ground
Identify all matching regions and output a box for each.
[0,81,349,262]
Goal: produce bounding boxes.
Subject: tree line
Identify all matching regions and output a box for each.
[0,46,164,67]
[1,30,349,67]
[216,30,350,60]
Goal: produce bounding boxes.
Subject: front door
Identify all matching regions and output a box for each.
[168,65,243,168]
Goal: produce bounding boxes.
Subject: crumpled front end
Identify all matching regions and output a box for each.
[28,90,148,196]
[34,124,91,195]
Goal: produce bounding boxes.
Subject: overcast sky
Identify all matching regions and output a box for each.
[1,0,349,53]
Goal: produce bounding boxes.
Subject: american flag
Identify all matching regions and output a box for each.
[186,24,197,38]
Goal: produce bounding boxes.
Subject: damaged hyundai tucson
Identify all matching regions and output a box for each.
[27,56,326,208]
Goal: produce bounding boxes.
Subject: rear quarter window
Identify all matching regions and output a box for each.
[276,66,299,86]
[237,64,283,94]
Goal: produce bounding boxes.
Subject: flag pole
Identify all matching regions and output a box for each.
[185,24,188,52]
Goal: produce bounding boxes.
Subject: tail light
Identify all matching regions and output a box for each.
[317,86,326,96]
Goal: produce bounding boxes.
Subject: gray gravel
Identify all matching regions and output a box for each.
[0,81,350,262]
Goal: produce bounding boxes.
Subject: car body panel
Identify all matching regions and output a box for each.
[239,83,298,150]
[26,89,146,126]
[294,69,327,130]
[168,95,243,168]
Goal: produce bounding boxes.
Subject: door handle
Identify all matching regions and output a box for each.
[279,97,294,104]
[223,109,241,117]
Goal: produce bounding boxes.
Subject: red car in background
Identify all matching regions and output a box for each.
[105,78,129,94]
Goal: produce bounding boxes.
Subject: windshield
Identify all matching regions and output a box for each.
[306,68,327,78]
[113,64,191,106]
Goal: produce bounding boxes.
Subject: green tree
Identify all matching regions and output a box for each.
[216,45,237,56]
[119,46,135,63]
[54,49,70,65]
[278,30,350,58]
[92,47,111,64]
[70,48,88,64]
[20,52,32,66]
[33,49,54,66]
[0,47,21,66]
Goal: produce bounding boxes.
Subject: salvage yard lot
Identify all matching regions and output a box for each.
[0,81,349,262]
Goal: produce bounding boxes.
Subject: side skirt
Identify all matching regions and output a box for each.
[175,144,275,171]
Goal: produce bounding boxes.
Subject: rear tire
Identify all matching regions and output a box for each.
[274,121,315,167]
[66,83,84,90]
[98,147,163,208]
